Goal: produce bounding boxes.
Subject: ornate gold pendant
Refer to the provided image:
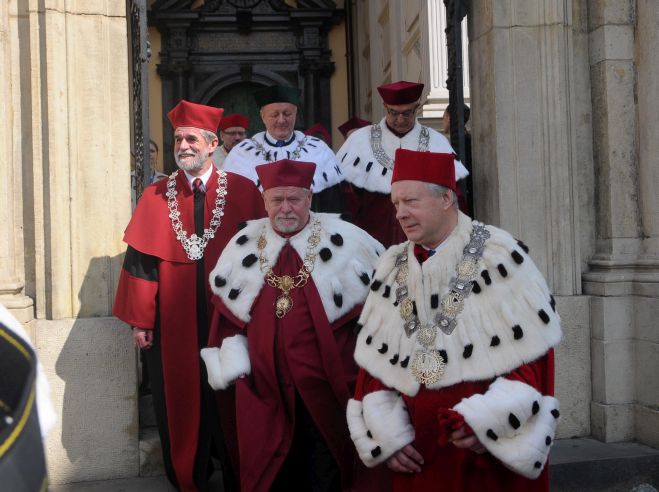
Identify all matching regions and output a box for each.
[275,293,293,319]
[411,349,445,385]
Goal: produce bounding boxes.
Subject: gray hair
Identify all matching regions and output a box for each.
[425,182,458,209]
[200,129,218,144]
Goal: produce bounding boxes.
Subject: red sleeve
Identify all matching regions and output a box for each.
[503,349,555,396]
[112,268,158,329]
[353,368,391,401]
[207,295,246,347]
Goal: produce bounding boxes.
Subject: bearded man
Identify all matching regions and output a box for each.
[201,159,383,491]
[113,99,265,491]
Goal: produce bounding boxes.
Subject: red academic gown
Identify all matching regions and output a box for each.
[354,352,554,492]
[113,169,265,491]
[209,243,364,492]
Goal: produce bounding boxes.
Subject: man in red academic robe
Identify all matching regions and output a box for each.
[336,81,469,248]
[113,99,265,492]
[200,159,384,491]
[347,149,562,491]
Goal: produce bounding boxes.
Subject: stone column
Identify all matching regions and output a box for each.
[468,0,593,438]
[580,0,659,445]
[0,0,33,323]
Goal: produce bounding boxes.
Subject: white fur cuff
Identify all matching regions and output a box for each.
[347,391,415,468]
[453,377,560,479]
[200,335,251,390]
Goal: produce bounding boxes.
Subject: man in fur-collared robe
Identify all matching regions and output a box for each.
[347,149,562,491]
[336,81,469,248]
[113,100,265,492]
[201,159,384,492]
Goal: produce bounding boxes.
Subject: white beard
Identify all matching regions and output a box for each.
[175,148,209,172]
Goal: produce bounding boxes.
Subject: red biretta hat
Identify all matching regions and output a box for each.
[304,123,332,146]
[256,159,316,191]
[167,100,224,134]
[219,114,250,131]
[337,117,371,138]
[377,81,424,105]
[392,149,456,191]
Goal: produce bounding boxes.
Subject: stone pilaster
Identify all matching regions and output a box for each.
[468,0,593,438]
[0,0,33,323]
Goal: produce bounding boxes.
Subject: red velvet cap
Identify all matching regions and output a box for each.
[304,123,332,146]
[392,149,456,191]
[337,117,371,138]
[256,159,316,191]
[219,114,250,131]
[167,100,224,134]
[377,81,424,105]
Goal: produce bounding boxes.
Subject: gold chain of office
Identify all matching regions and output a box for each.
[257,218,322,318]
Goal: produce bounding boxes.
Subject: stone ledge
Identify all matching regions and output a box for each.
[550,437,659,491]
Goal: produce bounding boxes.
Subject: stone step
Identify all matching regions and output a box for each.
[550,438,659,491]
[139,426,165,478]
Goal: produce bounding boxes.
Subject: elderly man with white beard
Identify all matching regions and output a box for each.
[113,99,265,491]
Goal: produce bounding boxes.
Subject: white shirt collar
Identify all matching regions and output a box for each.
[183,164,214,191]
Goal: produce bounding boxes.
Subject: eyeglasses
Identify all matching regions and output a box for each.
[385,105,418,119]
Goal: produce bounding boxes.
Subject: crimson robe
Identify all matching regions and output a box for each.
[354,352,554,492]
[209,244,365,492]
[113,169,265,491]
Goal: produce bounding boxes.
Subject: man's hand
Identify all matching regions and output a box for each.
[133,327,153,350]
[386,444,424,473]
[450,426,486,454]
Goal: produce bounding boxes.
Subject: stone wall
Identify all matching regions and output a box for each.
[4,0,136,484]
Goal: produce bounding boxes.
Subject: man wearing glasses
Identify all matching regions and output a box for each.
[212,113,250,169]
[337,81,468,247]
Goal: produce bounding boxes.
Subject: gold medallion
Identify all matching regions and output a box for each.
[442,291,464,316]
[410,349,445,385]
[400,298,414,318]
[279,275,295,292]
[457,256,479,277]
[416,325,437,347]
[275,294,293,318]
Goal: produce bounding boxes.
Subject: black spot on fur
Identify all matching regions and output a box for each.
[439,350,448,364]
[360,272,370,285]
[389,354,399,365]
[508,413,521,429]
[381,167,388,176]
[370,280,382,292]
[490,335,500,347]
[366,162,373,172]
[378,343,388,354]
[511,250,524,264]
[371,447,382,458]
[330,233,344,246]
[341,153,347,163]
[472,281,481,294]
[400,356,410,368]
[545,436,552,446]
[481,270,492,285]
[463,344,474,359]
[228,288,241,300]
[497,264,508,277]
[532,401,539,415]
[412,301,418,316]
[242,254,258,268]
[214,276,226,288]
[538,309,550,324]
[365,335,372,345]
[512,325,524,340]
[237,221,248,231]
[352,157,360,167]
[383,285,391,298]
[354,323,363,335]
[333,293,343,308]
[323,172,328,182]
[319,248,332,262]
[393,300,398,307]
[550,295,557,312]
[339,213,352,222]
[486,429,498,441]
[517,240,530,253]
[534,461,542,469]
[367,430,372,438]
[236,234,249,245]
[430,294,439,309]
[551,409,560,419]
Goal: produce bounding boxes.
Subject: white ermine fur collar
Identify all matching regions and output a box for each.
[336,118,469,194]
[209,213,384,323]
[354,212,562,396]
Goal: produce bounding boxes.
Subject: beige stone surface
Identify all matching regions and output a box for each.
[554,295,591,438]
[591,338,635,405]
[587,0,633,31]
[591,401,635,443]
[634,296,659,343]
[590,296,634,340]
[36,317,138,485]
[635,404,659,449]
[635,340,659,408]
